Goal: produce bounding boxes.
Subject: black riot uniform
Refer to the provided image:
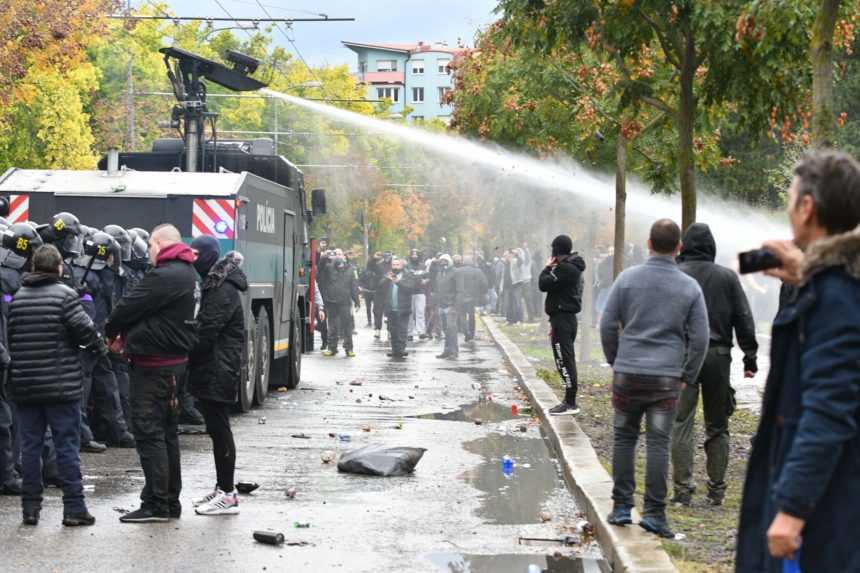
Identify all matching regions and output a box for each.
[0,224,42,489]
[74,232,134,448]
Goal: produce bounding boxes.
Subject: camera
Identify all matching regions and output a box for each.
[738,249,782,274]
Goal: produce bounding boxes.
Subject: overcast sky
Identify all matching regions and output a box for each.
[145,0,499,69]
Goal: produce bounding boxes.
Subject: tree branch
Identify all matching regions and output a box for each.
[637,8,681,69]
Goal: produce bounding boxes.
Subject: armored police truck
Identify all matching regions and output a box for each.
[0,47,324,412]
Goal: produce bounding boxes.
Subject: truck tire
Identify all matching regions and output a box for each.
[238,315,258,413]
[285,310,302,389]
[253,307,271,406]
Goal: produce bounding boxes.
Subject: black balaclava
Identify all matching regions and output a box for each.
[551,234,573,258]
[191,235,221,277]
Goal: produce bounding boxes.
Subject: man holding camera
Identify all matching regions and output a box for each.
[539,235,586,415]
[736,151,860,572]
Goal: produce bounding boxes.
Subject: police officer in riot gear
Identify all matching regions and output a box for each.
[0,224,44,490]
[74,232,135,449]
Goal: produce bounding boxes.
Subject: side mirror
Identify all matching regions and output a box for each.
[311,189,327,216]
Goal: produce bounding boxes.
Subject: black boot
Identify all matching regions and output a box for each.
[63,511,96,526]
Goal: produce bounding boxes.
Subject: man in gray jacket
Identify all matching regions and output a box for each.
[600,219,709,539]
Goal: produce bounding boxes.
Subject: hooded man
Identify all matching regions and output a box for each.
[188,240,247,516]
[433,254,460,359]
[320,250,360,357]
[106,224,200,523]
[539,235,587,415]
[671,223,758,507]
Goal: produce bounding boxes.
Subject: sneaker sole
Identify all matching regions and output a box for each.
[607,517,633,526]
[195,507,239,516]
[639,521,675,539]
[120,516,169,523]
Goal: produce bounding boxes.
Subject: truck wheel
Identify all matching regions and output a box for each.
[253,307,271,406]
[238,315,257,413]
[285,309,302,389]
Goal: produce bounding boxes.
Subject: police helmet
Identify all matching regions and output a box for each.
[83,231,116,271]
[128,227,150,243]
[40,212,83,257]
[2,223,44,269]
[103,224,132,262]
[127,229,149,261]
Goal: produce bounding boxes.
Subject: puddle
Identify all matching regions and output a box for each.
[427,552,606,573]
[416,401,518,423]
[460,433,564,525]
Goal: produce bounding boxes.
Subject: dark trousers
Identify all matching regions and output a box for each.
[317,308,328,348]
[505,283,524,323]
[550,313,579,405]
[17,401,86,514]
[198,400,236,493]
[672,348,733,500]
[110,354,132,429]
[387,310,410,354]
[130,363,183,514]
[611,372,681,519]
[439,306,459,356]
[0,398,18,487]
[460,302,476,341]
[372,293,386,330]
[362,292,374,326]
[84,352,129,444]
[327,302,354,352]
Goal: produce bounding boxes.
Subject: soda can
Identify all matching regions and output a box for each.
[511,404,519,416]
[337,433,351,442]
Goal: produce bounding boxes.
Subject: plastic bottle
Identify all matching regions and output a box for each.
[337,433,351,442]
[511,404,519,416]
[502,455,514,477]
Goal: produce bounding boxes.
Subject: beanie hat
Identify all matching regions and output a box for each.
[191,235,220,277]
[551,234,573,257]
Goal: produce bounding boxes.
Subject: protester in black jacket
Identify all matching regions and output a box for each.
[671,222,758,506]
[106,224,200,524]
[455,257,488,342]
[9,245,104,527]
[188,242,247,516]
[380,258,417,358]
[320,252,360,357]
[539,235,586,415]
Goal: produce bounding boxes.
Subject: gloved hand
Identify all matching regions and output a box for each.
[743,356,758,376]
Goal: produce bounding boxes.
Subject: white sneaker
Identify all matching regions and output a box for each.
[195,490,239,516]
[192,488,219,508]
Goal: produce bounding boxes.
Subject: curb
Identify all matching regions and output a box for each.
[482,316,678,573]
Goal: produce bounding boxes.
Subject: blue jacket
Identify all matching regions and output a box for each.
[736,229,860,573]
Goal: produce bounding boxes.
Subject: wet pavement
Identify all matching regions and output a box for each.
[0,318,604,572]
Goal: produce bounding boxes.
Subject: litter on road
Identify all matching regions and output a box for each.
[253,531,285,546]
[337,445,427,477]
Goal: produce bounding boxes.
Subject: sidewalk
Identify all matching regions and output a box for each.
[483,315,678,573]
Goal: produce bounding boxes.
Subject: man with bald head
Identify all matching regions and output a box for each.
[106,224,200,523]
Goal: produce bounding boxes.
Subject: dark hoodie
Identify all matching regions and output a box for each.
[678,223,758,370]
[106,242,200,362]
[538,253,586,315]
[189,253,248,404]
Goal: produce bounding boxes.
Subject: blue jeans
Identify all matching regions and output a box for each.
[611,372,681,519]
[17,401,86,514]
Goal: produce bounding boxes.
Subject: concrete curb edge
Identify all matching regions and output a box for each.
[482,316,678,573]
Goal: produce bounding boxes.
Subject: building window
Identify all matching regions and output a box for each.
[438,59,451,73]
[377,60,398,72]
[376,87,400,102]
[412,115,424,122]
[438,86,451,102]
[412,87,424,103]
[411,60,424,74]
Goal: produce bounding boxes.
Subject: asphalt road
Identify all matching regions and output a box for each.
[0,319,604,573]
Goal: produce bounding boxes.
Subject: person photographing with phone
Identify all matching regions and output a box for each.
[736,151,860,573]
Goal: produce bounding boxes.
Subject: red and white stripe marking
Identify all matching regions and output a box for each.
[8,194,29,224]
[192,198,236,239]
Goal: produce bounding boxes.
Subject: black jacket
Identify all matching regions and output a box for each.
[320,260,359,306]
[105,244,200,358]
[8,273,102,405]
[189,257,247,404]
[539,254,586,315]
[455,265,488,307]
[380,269,418,313]
[678,223,758,370]
[432,265,459,308]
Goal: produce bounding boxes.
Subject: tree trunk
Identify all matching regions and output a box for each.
[678,28,698,231]
[812,0,841,148]
[613,133,627,279]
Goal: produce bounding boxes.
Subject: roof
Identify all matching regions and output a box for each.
[0,168,246,197]
[363,71,405,84]
[342,41,468,57]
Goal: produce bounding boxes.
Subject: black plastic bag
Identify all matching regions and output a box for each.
[337,445,427,477]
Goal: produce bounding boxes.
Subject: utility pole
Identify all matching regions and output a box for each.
[124,0,135,151]
[273,99,279,153]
